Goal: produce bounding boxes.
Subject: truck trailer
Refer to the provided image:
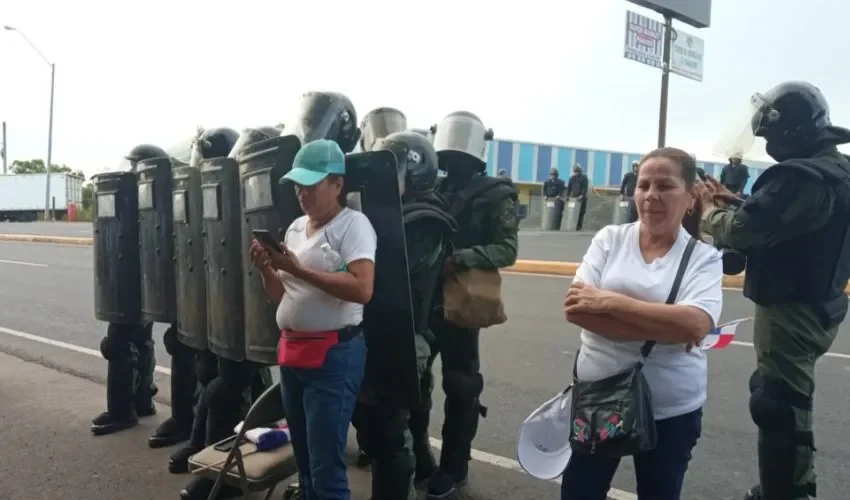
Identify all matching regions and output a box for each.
[0,172,84,221]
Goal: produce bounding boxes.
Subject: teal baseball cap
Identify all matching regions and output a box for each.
[281,139,346,186]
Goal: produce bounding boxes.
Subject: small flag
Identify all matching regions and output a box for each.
[700,318,751,350]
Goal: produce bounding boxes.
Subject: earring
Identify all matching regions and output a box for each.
[686,208,693,215]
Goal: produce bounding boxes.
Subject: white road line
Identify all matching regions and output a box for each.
[5,321,847,497]
[0,325,643,498]
[0,258,48,268]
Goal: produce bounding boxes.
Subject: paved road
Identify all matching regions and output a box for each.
[0,350,536,500]
[0,222,593,262]
[1,241,850,499]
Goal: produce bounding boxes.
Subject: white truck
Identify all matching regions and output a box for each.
[0,172,85,221]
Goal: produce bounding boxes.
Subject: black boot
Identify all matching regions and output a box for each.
[169,445,202,474]
[371,451,416,500]
[179,476,240,500]
[93,335,139,436]
[413,435,436,482]
[283,482,304,500]
[91,411,138,436]
[149,333,195,448]
[148,417,189,448]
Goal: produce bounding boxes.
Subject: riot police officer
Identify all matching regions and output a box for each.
[418,112,519,499]
[359,106,408,152]
[178,125,281,500]
[167,127,239,474]
[91,145,163,436]
[354,105,408,468]
[132,139,202,450]
[700,81,850,500]
[352,131,457,499]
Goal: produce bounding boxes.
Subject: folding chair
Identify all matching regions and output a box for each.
[187,381,299,500]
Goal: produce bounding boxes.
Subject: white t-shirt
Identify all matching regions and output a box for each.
[574,222,723,420]
[275,208,377,332]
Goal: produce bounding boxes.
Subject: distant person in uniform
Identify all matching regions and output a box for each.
[567,164,589,230]
[542,167,566,228]
[620,161,639,223]
[720,155,750,196]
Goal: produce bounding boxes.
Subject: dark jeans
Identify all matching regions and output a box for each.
[561,408,703,500]
[280,335,367,500]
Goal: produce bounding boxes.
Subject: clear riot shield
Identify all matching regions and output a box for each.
[172,164,208,349]
[201,157,247,361]
[345,150,419,409]
[237,135,303,364]
[93,172,142,324]
[137,157,178,323]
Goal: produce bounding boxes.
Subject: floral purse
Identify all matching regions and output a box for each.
[568,237,696,458]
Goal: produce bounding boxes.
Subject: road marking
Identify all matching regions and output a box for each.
[0,258,48,268]
[0,324,641,498]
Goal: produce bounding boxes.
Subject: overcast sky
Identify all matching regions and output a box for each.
[2,0,848,177]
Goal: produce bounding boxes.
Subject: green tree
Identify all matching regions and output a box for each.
[10,159,84,178]
[82,184,94,210]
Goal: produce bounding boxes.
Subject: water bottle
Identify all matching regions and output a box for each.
[321,243,347,272]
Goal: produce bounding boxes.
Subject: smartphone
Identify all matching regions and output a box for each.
[252,229,282,254]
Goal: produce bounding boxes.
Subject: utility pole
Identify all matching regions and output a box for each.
[1,121,7,174]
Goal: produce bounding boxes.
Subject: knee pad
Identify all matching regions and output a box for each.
[100,336,111,360]
[163,326,179,356]
[207,372,252,409]
[195,352,219,386]
[353,404,409,459]
[749,373,809,433]
[442,370,483,402]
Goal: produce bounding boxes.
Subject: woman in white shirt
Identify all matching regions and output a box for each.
[561,147,723,500]
[249,139,376,500]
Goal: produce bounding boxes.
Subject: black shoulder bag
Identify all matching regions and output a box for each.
[568,237,697,458]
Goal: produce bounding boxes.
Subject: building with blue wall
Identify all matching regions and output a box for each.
[484,138,771,194]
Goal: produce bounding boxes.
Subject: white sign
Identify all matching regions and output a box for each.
[624,10,664,69]
[624,10,706,84]
[670,29,705,82]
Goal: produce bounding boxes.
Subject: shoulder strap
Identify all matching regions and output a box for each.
[639,236,698,358]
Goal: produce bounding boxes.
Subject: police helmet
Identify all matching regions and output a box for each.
[715,81,850,162]
[228,125,283,159]
[126,144,168,163]
[431,111,494,171]
[374,131,439,198]
[285,91,360,153]
[189,127,240,166]
[359,107,408,152]
[121,144,168,172]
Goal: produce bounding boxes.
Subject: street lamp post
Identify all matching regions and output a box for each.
[4,26,55,221]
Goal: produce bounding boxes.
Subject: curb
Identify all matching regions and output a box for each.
[0,232,759,292]
[0,233,94,246]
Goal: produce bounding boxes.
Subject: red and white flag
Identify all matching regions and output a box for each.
[700,318,751,350]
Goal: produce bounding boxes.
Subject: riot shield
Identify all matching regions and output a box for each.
[345,150,419,409]
[93,172,142,324]
[172,164,208,349]
[137,157,178,323]
[201,157,247,361]
[237,135,303,364]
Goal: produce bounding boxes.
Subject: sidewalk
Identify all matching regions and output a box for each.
[0,351,563,500]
